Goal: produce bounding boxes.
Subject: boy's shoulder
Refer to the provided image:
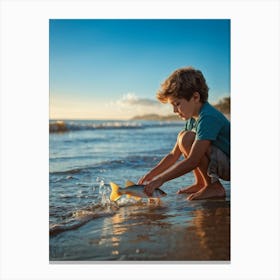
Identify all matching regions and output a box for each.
[199,102,228,123]
[185,102,230,132]
[195,102,230,144]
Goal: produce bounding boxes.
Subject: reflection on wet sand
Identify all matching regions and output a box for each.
[50,198,230,261]
[169,200,230,260]
[101,199,230,261]
[100,201,173,260]
[101,208,125,257]
[191,201,230,260]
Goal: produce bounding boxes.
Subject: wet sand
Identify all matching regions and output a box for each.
[50,197,230,261]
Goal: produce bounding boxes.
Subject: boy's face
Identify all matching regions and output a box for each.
[168,94,200,120]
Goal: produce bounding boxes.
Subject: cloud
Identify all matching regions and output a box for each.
[116,93,159,107]
[107,93,173,119]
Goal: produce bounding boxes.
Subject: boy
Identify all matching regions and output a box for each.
[138,67,230,200]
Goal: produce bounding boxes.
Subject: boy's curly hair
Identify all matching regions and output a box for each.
[157,67,209,103]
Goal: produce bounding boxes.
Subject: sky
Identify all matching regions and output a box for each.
[49,19,230,120]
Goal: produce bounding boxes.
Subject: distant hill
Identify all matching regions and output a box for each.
[131,114,180,121]
[131,97,230,121]
[213,97,230,114]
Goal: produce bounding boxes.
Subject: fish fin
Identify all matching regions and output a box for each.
[125,180,136,187]
[109,182,122,201]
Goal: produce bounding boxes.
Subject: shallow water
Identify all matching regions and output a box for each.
[49,120,230,261]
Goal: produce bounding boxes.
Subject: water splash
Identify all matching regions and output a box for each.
[97,179,114,207]
[50,178,119,237]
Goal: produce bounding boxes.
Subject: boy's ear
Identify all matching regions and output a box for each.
[193,92,201,102]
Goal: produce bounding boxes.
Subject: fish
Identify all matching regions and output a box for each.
[109,180,167,202]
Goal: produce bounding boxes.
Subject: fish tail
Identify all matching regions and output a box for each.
[109,182,122,201]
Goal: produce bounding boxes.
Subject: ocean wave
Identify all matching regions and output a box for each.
[49,120,182,133]
[49,196,146,237]
[49,120,142,133]
[50,182,120,237]
[50,154,161,176]
[49,207,115,236]
[50,167,86,176]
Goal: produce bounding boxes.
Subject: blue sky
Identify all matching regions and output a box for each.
[50,19,230,119]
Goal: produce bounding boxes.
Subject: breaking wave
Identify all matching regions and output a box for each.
[49,120,182,133]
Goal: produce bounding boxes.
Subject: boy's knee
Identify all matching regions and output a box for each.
[177,130,196,151]
[177,130,185,141]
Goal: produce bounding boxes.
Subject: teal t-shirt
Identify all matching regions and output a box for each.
[185,102,230,158]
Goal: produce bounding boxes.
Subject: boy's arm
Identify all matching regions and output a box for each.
[144,139,210,195]
[138,141,182,184]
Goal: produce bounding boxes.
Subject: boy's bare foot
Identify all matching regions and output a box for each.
[187,181,226,200]
[177,184,205,194]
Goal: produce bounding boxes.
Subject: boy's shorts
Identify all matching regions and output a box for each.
[207,145,230,183]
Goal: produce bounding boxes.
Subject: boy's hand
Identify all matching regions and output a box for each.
[138,172,154,185]
[144,177,164,196]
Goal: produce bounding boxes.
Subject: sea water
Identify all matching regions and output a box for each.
[49,120,230,261]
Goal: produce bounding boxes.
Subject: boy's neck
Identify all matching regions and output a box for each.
[193,102,204,120]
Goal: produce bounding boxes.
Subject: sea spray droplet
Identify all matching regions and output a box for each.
[96,177,105,184]
[97,180,112,206]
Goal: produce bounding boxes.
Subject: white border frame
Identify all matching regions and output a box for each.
[1,0,279,279]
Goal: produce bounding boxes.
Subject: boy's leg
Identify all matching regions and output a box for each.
[177,131,209,194]
[187,146,229,200]
[177,131,226,200]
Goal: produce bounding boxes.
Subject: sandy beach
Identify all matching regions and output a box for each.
[49,120,230,261]
[50,191,230,261]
